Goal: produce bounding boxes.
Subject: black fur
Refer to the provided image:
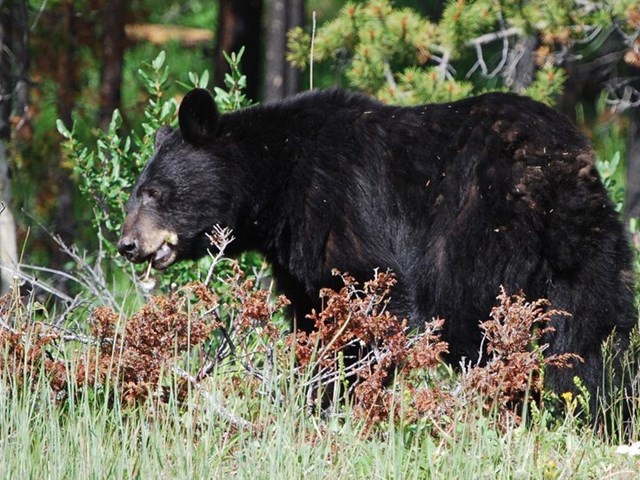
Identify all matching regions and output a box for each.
[123,88,637,402]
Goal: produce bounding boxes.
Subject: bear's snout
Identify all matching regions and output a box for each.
[117,215,180,270]
[117,235,139,260]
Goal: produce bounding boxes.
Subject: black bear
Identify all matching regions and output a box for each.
[118,88,636,404]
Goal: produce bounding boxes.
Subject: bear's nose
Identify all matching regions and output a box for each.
[117,236,138,259]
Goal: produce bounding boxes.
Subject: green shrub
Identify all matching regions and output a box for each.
[57,50,254,290]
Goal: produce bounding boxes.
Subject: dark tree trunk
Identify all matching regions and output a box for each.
[99,0,127,130]
[12,0,29,130]
[0,2,14,143]
[0,0,20,293]
[53,0,78,263]
[626,106,640,247]
[285,0,304,96]
[264,0,286,100]
[214,0,263,101]
[0,4,11,143]
[57,0,78,129]
[264,0,304,101]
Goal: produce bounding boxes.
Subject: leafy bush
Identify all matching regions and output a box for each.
[57,52,179,260]
[56,50,253,290]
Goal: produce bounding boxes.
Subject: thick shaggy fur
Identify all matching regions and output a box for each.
[120,88,636,401]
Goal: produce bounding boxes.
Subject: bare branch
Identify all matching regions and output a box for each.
[435,49,453,80]
[605,81,640,112]
[173,365,254,430]
[204,224,235,285]
[465,26,522,47]
[466,27,521,81]
[383,60,398,95]
[0,264,74,303]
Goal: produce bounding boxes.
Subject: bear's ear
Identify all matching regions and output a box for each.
[154,125,173,151]
[178,88,219,145]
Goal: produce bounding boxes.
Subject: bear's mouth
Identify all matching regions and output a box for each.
[149,241,177,270]
[141,231,179,270]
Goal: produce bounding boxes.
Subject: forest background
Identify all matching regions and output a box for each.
[0,0,639,295]
[1,1,640,477]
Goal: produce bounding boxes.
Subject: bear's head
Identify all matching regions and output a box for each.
[117,88,240,269]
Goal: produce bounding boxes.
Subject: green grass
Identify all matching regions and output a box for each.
[1,245,638,479]
[1,347,639,480]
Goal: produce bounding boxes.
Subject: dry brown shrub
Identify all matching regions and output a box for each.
[0,282,223,406]
[0,257,579,435]
[291,270,452,431]
[0,259,287,421]
[224,263,289,346]
[291,277,579,433]
[79,283,219,405]
[0,293,67,394]
[464,287,581,427]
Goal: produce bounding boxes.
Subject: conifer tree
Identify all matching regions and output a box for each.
[288,0,640,106]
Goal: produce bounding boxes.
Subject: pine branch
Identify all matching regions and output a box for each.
[465,26,522,47]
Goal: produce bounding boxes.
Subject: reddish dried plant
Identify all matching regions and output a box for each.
[292,277,579,432]
[0,293,67,394]
[464,287,581,426]
[291,270,452,430]
[295,270,406,369]
[0,258,292,414]
[224,263,290,346]
[0,260,579,435]
[79,282,219,405]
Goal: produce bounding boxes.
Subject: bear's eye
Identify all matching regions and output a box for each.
[142,187,161,204]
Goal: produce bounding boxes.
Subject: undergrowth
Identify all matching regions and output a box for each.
[0,227,597,437]
[1,226,639,478]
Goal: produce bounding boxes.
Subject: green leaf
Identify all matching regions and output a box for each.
[108,109,123,132]
[199,69,210,89]
[152,51,166,71]
[56,119,72,139]
[137,69,150,83]
[610,151,620,171]
[236,46,245,60]
[160,100,177,120]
